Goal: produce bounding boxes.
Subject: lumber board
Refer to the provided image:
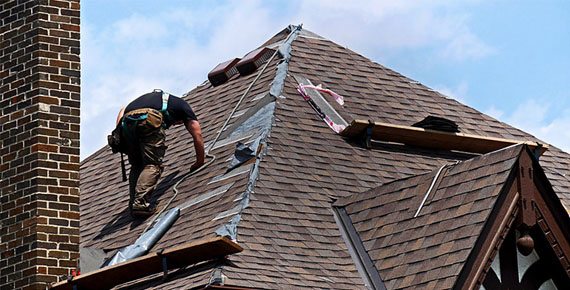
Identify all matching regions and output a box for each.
[341,120,549,155]
[50,236,242,290]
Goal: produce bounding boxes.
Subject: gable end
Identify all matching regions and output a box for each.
[456,146,570,289]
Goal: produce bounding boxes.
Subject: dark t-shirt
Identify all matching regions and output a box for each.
[125,91,197,128]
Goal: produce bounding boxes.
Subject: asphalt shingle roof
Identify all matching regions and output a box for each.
[335,144,523,289]
[79,26,570,289]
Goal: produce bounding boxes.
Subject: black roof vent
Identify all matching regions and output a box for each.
[208,58,241,87]
[236,47,274,76]
[412,116,459,133]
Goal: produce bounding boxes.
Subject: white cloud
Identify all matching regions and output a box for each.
[440,31,496,60]
[294,0,493,60]
[505,99,550,132]
[434,81,469,104]
[487,100,570,153]
[111,14,170,43]
[81,0,496,159]
[80,1,288,159]
[484,106,504,120]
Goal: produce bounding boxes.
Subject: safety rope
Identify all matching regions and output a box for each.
[142,34,289,233]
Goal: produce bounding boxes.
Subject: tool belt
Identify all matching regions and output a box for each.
[124,108,163,129]
[122,108,163,141]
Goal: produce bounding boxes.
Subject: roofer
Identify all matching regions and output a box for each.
[115,89,205,217]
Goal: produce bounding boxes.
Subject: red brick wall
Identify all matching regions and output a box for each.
[0,0,80,289]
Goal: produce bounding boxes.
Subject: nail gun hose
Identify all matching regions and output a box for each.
[143,45,282,233]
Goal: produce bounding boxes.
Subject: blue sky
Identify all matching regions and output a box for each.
[80,0,570,160]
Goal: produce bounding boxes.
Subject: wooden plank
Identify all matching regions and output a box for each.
[51,236,242,290]
[341,120,549,155]
[340,120,369,138]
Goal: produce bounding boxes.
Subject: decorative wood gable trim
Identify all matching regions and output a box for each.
[512,148,570,281]
[455,146,570,290]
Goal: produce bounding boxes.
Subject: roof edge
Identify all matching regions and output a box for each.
[332,206,387,290]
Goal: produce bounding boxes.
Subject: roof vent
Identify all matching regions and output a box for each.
[412,116,459,133]
[208,58,241,87]
[236,47,274,76]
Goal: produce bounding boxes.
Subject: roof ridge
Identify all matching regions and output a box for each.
[289,34,551,148]
[213,25,303,241]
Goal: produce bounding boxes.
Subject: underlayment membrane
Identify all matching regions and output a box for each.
[214,27,303,240]
[102,207,180,268]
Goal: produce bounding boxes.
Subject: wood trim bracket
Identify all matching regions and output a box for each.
[518,148,570,278]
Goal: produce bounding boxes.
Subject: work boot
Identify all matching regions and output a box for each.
[131,203,157,217]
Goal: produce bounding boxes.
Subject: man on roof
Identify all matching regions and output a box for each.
[116,89,205,217]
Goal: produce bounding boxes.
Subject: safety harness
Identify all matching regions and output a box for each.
[160,91,174,127]
[110,90,174,182]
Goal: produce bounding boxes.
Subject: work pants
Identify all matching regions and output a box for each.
[122,109,167,211]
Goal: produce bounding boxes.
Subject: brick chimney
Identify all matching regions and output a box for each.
[1,0,81,289]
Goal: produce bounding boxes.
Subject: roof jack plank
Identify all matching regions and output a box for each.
[341,119,549,155]
[50,237,242,290]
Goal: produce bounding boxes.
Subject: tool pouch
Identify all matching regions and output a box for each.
[145,109,163,129]
[108,123,128,154]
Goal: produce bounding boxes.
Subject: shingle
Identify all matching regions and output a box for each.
[337,144,522,289]
[79,27,570,290]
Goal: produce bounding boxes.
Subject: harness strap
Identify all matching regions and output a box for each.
[125,108,153,117]
[160,91,173,128]
[161,91,168,111]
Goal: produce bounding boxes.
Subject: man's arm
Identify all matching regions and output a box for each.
[116,107,125,126]
[185,119,205,171]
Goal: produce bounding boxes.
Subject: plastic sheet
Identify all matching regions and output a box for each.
[297,84,346,134]
[299,83,344,105]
